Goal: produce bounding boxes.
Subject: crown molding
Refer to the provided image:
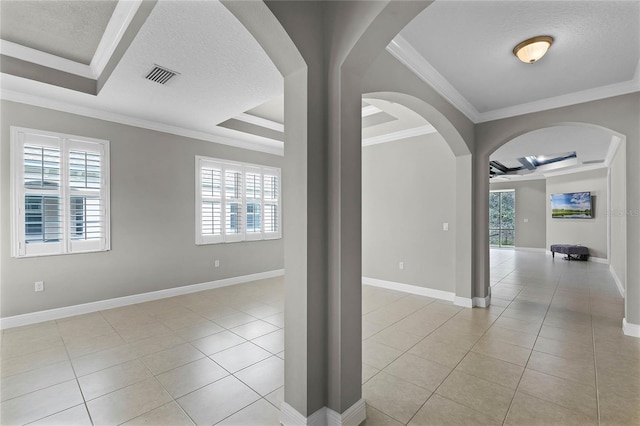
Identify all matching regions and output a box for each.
[361,104,383,117]
[478,78,640,123]
[0,40,95,79]
[386,35,480,123]
[362,124,437,147]
[387,35,640,124]
[91,0,143,77]
[1,88,284,156]
[235,112,284,133]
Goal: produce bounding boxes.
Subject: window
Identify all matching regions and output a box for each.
[11,127,110,257]
[196,156,280,244]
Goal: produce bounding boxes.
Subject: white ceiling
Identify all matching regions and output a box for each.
[394,0,640,122]
[1,0,638,159]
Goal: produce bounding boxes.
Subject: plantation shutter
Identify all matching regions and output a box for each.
[263,168,280,239]
[67,139,108,253]
[197,158,223,244]
[224,164,244,242]
[245,166,262,240]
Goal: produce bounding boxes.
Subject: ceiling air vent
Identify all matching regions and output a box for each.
[145,65,179,85]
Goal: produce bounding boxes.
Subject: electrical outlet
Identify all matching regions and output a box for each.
[524,218,529,223]
[443,222,449,231]
[35,281,44,292]
[214,259,220,268]
[399,261,404,270]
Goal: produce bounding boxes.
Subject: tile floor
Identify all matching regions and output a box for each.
[1,250,639,425]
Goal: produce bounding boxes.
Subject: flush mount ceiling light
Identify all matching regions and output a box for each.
[513,36,554,63]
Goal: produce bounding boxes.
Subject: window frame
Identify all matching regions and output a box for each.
[195,156,281,245]
[11,126,111,258]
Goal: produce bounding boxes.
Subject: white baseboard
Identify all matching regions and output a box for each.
[473,295,491,308]
[610,266,625,297]
[362,277,454,302]
[515,247,546,253]
[623,318,640,338]
[453,297,473,308]
[281,400,366,426]
[327,399,366,426]
[0,269,284,330]
[590,257,609,264]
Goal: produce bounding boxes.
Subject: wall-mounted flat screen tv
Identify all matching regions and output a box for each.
[551,192,593,219]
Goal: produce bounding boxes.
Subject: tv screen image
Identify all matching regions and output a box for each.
[551,192,593,219]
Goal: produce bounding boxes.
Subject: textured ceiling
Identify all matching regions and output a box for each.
[400,1,640,113]
[88,0,283,133]
[0,0,117,64]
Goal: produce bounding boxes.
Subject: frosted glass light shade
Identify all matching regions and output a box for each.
[513,36,554,63]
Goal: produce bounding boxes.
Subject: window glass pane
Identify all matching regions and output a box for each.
[225,170,241,199]
[201,168,221,198]
[246,203,261,233]
[70,196,103,240]
[25,195,62,243]
[69,150,101,189]
[202,201,222,236]
[226,203,242,235]
[24,145,60,189]
[264,203,278,233]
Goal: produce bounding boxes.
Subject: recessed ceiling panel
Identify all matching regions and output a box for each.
[400,1,640,113]
[0,0,117,65]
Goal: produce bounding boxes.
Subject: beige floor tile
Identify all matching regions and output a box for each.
[86,377,172,425]
[383,353,451,392]
[141,343,204,375]
[471,337,532,366]
[362,320,388,340]
[362,340,403,370]
[177,375,260,426]
[426,327,482,350]
[362,371,431,424]
[505,391,597,426]
[157,357,229,398]
[211,342,272,373]
[65,331,127,359]
[0,360,74,400]
[265,386,284,409]
[533,335,594,361]
[71,345,137,377]
[436,370,514,423]
[191,331,246,355]
[369,327,423,352]
[1,333,64,359]
[230,320,279,340]
[362,405,403,426]
[251,329,284,354]
[0,346,68,378]
[78,359,153,401]
[129,332,185,357]
[526,350,595,387]
[214,312,257,329]
[217,398,280,425]
[0,380,83,426]
[493,316,542,335]
[597,368,640,401]
[29,404,92,426]
[362,363,380,384]
[408,394,501,426]
[241,303,282,319]
[115,322,174,343]
[482,325,537,349]
[235,356,284,396]
[57,313,115,340]
[408,338,469,368]
[122,401,195,426]
[599,391,640,426]
[538,324,593,345]
[154,309,208,331]
[174,321,224,342]
[517,369,597,419]
[455,351,524,389]
[262,312,285,328]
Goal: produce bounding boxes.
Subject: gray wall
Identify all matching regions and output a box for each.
[490,179,547,249]
[362,133,456,293]
[1,100,284,318]
[546,168,608,259]
[609,142,626,289]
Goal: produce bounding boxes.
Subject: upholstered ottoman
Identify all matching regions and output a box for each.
[550,244,589,261]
